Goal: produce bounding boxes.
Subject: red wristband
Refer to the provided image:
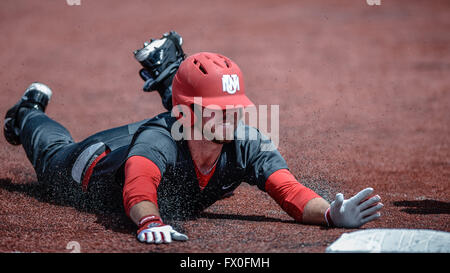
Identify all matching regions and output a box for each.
[138,215,164,228]
[325,208,334,227]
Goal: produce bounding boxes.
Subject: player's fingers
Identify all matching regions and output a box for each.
[361,212,381,225]
[171,230,189,241]
[360,203,384,218]
[137,231,146,243]
[358,195,381,211]
[153,231,163,244]
[162,230,172,243]
[138,230,154,243]
[350,188,374,204]
[333,193,344,208]
[144,231,154,243]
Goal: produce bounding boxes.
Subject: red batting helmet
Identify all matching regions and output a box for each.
[172,52,254,110]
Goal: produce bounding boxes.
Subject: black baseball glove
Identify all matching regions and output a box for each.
[134,31,186,92]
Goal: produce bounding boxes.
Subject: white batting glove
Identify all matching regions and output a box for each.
[137,215,188,244]
[325,187,383,228]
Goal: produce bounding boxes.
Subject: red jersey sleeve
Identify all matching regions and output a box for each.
[123,155,162,217]
[265,169,321,222]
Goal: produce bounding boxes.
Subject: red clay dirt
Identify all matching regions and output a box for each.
[0,0,449,253]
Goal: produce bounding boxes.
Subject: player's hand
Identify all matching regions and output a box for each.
[137,215,188,244]
[325,187,383,228]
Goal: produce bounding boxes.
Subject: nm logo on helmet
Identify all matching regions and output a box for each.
[222,74,240,94]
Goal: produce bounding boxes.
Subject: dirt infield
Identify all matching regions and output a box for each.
[0,0,449,253]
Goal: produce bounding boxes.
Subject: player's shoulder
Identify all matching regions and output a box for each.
[128,112,179,165]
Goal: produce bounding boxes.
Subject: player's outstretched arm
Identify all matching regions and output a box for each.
[266,169,383,228]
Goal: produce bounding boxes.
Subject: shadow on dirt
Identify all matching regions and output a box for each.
[200,212,296,224]
[393,200,450,215]
[0,178,136,235]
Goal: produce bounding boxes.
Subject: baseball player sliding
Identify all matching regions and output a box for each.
[4,31,383,244]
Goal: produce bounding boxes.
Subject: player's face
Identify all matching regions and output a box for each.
[199,106,243,144]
